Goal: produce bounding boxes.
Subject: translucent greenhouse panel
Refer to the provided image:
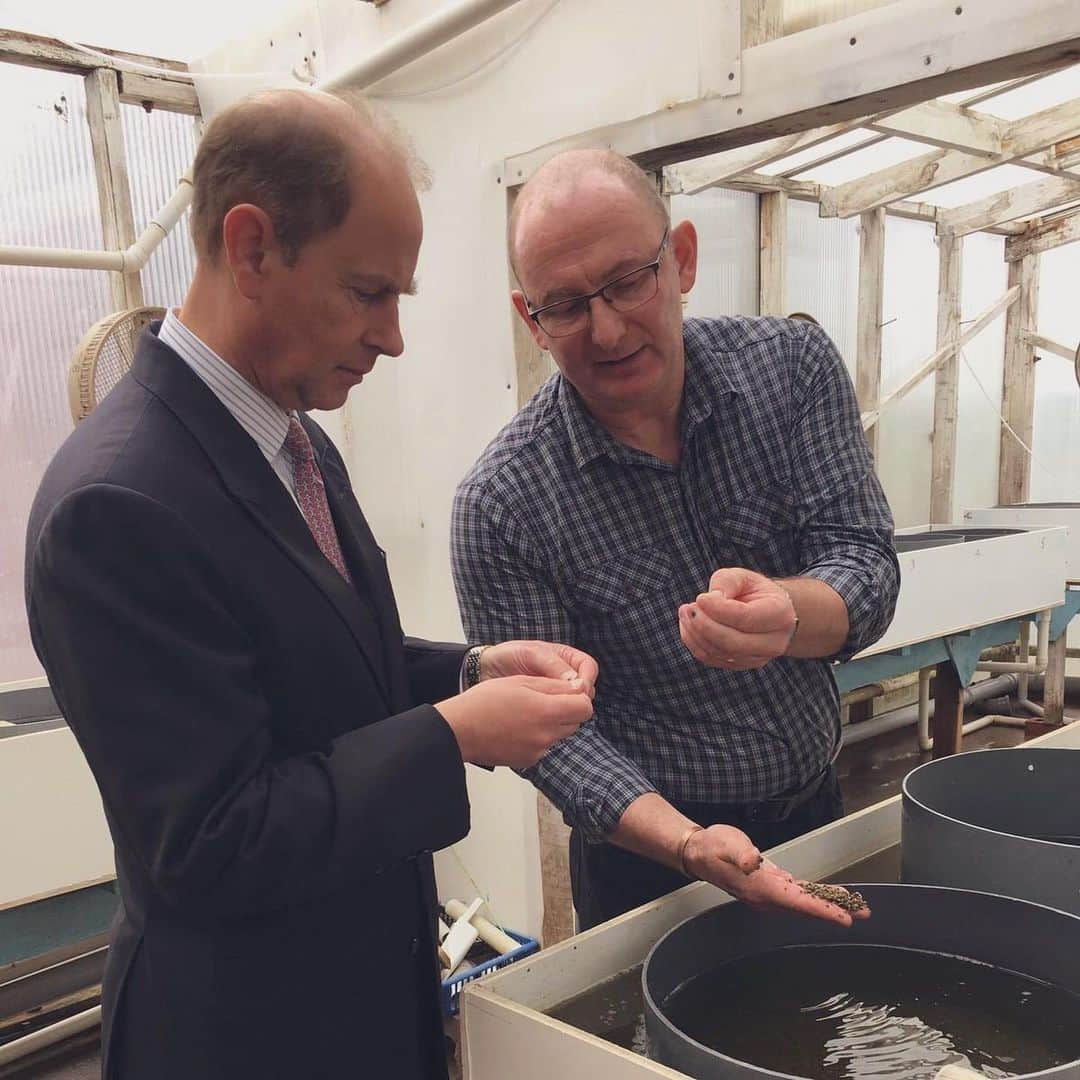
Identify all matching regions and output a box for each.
[0,67,116,685]
[786,198,859,374]
[121,104,200,308]
[671,187,758,319]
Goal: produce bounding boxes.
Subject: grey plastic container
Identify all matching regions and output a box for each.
[643,883,1080,1079]
[902,747,1080,914]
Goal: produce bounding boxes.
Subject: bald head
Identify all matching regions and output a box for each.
[191,88,418,265]
[508,149,669,281]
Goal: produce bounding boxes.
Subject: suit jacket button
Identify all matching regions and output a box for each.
[409,936,420,956]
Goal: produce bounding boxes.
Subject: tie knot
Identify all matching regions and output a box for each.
[285,416,315,466]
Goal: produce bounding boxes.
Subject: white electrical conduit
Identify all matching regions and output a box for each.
[0,1005,101,1067]
[0,0,530,274]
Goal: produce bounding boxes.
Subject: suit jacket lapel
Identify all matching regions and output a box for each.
[130,330,394,708]
[314,436,412,714]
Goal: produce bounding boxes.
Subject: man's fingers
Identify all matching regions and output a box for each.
[515,675,590,695]
[707,566,758,599]
[695,589,788,634]
[554,644,600,696]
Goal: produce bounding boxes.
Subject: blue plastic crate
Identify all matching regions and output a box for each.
[440,929,539,1017]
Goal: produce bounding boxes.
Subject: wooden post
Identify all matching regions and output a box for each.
[857,207,886,461]
[1043,633,1068,727]
[85,68,144,310]
[758,191,788,316]
[741,0,784,49]
[998,253,1041,504]
[930,235,962,522]
[536,795,575,947]
[932,660,964,757]
[507,183,569,941]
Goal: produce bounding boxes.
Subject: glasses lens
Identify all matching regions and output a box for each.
[537,298,589,337]
[605,267,659,312]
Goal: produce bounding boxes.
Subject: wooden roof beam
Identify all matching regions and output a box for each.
[1005,206,1080,259]
[867,100,1008,157]
[821,95,1080,218]
[937,174,1080,237]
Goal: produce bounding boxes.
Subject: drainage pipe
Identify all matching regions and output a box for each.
[841,673,1018,748]
[0,1005,101,1067]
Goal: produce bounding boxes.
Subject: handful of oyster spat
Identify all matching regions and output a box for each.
[800,881,868,913]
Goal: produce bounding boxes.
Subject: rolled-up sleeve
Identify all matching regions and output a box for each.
[790,326,900,660]
[451,483,657,840]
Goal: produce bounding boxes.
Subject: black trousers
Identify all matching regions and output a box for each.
[569,767,843,931]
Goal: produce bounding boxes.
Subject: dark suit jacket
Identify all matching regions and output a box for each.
[24,327,470,1079]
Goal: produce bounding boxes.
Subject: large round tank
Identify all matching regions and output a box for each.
[902,748,1080,913]
[643,884,1080,1079]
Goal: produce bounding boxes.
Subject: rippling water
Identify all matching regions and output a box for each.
[661,944,1080,1079]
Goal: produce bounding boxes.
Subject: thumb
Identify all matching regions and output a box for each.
[708,566,754,599]
[522,648,584,687]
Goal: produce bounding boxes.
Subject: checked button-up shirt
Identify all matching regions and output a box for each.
[451,317,899,842]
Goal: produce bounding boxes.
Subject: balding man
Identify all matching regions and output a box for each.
[451,150,899,930]
[25,91,597,1079]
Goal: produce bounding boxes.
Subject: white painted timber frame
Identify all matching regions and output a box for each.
[860,285,1020,432]
[462,721,1080,1079]
[500,0,1080,184]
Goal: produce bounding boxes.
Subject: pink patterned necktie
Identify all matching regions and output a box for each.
[284,416,353,584]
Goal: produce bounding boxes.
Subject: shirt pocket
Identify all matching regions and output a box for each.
[712,487,797,577]
[568,546,675,616]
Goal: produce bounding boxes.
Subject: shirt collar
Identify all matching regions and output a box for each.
[159,309,291,464]
[557,323,739,471]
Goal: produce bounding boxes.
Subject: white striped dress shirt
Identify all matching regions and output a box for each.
[159,310,302,509]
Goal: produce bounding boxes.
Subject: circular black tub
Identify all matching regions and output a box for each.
[643,884,1080,1079]
[902,748,1080,914]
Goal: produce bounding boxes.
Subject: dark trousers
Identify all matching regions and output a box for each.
[570,767,843,931]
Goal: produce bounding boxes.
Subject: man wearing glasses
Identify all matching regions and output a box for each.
[451,149,898,930]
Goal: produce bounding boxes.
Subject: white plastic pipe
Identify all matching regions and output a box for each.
[321,0,527,93]
[444,896,518,955]
[0,1005,101,1067]
[976,609,1052,675]
[439,896,484,972]
[0,0,528,274]
[840,673,1017,748]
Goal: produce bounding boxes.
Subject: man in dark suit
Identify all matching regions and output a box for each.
[24,89,596,1079]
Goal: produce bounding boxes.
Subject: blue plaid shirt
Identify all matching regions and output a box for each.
[451,317,898,841]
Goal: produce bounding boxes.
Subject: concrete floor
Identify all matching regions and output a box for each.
[18,698,1079,1080]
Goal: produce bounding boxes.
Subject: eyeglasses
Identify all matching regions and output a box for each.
[526,227,670,338]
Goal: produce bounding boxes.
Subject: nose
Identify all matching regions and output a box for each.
[368,297,405,358]
[588,295,626,351]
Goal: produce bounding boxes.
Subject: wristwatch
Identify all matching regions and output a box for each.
[464,645,491,688]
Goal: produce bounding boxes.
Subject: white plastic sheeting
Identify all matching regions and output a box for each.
[672,187,759,322]
[0,68,112,685]
[120,105,199,306]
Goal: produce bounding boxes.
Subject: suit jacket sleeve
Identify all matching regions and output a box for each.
[26,483,469,920]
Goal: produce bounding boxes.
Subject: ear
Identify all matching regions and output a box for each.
[511,290,550,353]
[670,219,698,296]
[221,204,279,299]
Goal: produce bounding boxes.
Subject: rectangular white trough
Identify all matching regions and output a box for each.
[852,524,1069,659]
[461,722,1080,1080]
[962,506,1080,585]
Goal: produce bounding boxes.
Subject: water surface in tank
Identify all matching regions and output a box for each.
[660,943,1080,1080]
